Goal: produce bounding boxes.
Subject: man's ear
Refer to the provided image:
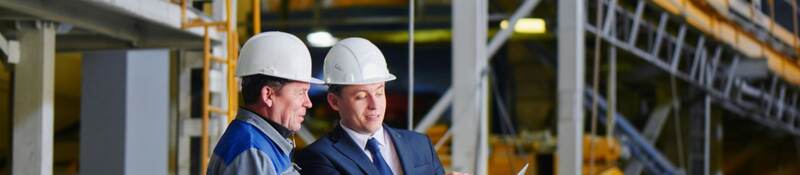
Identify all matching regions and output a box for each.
[262,86,274,107]
[327,93,340,111]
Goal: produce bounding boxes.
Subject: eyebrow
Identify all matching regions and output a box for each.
[350,85,386,95]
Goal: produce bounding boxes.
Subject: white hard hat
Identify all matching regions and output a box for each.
[236,31,324,84]
[323,37,396,85]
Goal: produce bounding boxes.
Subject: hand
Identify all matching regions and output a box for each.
[446,172,470,175]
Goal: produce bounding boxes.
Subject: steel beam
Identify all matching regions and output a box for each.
[416,0,543,134]
[487,0,541,57]
[0,0,222,48]
[414,89,453,133]
[557,0,585,174]
[670,25,688,72]
[451,0,488,173]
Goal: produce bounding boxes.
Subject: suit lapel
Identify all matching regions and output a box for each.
[331,125,380,174]
[385,125,415,173]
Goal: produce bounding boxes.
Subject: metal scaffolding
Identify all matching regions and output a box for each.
[581,0,800,174]
[585,0,800,137]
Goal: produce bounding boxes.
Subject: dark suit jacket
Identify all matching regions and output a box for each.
[295,124,445,175]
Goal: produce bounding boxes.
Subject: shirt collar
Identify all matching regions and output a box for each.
[340,121,386,150]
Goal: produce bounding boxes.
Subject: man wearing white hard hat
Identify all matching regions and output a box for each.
[295,38,450,175]
[207,31,323,175]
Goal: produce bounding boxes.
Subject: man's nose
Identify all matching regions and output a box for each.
[303,94,312,108]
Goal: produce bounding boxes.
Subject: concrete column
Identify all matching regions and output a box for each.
[13,22,55,175]
[81,49,169,175]
[451,0,488,174]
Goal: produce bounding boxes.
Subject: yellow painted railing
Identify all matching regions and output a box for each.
[179,0,239,174]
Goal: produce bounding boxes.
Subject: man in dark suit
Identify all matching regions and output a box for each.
[295,38,459,175]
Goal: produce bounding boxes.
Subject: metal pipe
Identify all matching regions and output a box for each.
[201,25,211,175]
[707,47,723,87]
[254,0,260,34]
[414,89,453,133]
[651,13,669,56]
[226,0,237,122]
[725,57,740,95]
[408,0,415,131]
[670,25,688,73]
[434,128,453,151]
[486,0,541,58]
[607,43,617,139]
[704,96,711,175]
[602,0,618,35]
[228,33,238,123]
[627,0,645,45]
[476,76,489,175]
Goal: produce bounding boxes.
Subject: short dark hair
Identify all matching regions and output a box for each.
[241,74,289,105]
[327,84,345,96]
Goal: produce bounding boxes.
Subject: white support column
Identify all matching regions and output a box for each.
[557,0,585,174]
[451,0,488,174]
[81,49,169,175]
[13,22,55,175]
[177,50,203,175]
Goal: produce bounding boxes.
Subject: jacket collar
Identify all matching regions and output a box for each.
[383,124,414,174]
[331,124,380,174]
[236,108,295,155]
[241,108,293,138]
[330,123,415,174]
[339,121,388,152]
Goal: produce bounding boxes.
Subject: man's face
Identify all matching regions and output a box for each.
[327,83,387,134]
[268,81,312,132]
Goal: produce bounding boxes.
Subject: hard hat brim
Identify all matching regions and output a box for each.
[237,73,325,84]
[288,77,324,84]
[307,78,325,84]
[325,74,397,85]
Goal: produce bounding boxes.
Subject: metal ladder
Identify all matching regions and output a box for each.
[179,0,239,174]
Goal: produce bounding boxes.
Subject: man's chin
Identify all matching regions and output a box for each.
[366,124,383,132]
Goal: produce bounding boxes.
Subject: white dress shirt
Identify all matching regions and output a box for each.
[341,123,404,175]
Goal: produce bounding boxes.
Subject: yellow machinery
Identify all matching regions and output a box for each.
[582,135,623,175]
[427,124,624,175]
